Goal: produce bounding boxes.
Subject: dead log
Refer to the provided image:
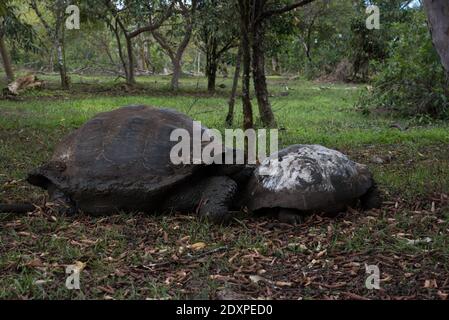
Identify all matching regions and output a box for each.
[3,74,44,96]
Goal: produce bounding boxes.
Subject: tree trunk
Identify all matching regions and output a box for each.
[125,36,136,85]
[110,20,129,81]
[252,23,277,128]
[143,39,150,72]
[0,34,14,82]
[138,39,146,71]
[56,35,69,89]
[206,38,218,93]
[271,55,280,75]
[171,58,182,91]
[206,59,218,93]
[54,10,69,90]
[197,51,201,74]
[239,1,253,130]
[424,0,449,77]
[48,49,54,72]
[301,37,313,63]
[226,45,242,127]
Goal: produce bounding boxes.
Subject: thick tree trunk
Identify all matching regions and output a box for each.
[226,45,242,127]
[239,4,253,130]
[125,36,136,85]
[206,59,218,93]
[56,44,69,89]
[0,34,14,82]
[55,13,69,90]
[54,6,69,89]
[56,38,69,89]
[424,0,449,77]
[171,58,182,91]
[206,39,218,93]
[117,35,128,80]
[252,24,277,128]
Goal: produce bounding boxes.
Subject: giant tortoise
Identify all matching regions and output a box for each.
[244,144,381,224]
[25,105,250,224]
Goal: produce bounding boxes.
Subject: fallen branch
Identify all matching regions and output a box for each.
[3,74,44,96]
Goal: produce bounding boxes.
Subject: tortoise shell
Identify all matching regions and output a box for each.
[245,145,374,212]
[27,105,210,213]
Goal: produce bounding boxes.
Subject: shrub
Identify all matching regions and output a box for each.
[357,11,449,119]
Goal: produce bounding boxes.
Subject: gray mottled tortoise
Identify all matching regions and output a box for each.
[243,144,381,224]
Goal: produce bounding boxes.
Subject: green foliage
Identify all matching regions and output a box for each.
[0,1,36,53]
[357,11,449,119]
[265,0,354,79]
[195,0,238,65]
[0,1,8,17]
[349,1,411,80]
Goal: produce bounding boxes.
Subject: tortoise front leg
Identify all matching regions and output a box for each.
[196,176,238,224]
[360,183,382,210]
[47,184,77,215]
[163,176,237,224]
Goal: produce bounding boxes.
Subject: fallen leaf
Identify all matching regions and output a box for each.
[98,285,115,294]
[275,281,292,287]
[424,279,438,289]
[73,261,86,273]
[190,242,206,251]
[316,249,327,258]
[210,275,231,281]
[249,275,269,284]
[27,258,43,268]
[257,269,267,275]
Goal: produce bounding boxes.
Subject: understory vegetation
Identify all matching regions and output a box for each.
[357,11,449,120]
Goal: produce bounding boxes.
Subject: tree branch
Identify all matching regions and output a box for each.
[261,0,317,20]
[29,0,54,38]
[128,2,175,39]
[152,29,175,60]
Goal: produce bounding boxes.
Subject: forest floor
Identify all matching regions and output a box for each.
[0,74,448,299]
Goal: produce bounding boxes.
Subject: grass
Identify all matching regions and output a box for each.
[0,74,449,299]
